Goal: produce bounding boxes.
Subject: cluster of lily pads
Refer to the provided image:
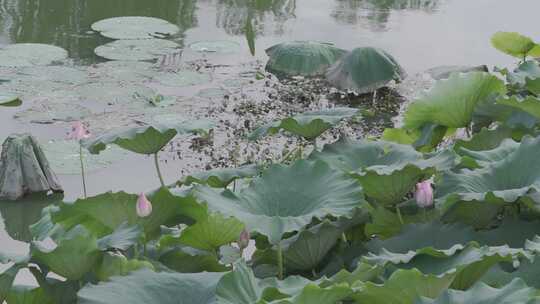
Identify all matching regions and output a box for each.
[4,31,540,303]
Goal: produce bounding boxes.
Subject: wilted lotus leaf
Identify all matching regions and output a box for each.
[0,43,68,67]
[491,32,540,59]
[153,71,211,87]
[189,40,240,53]
[326,47,405,93]
[0,94,21,107]
[311,138,455,205]
[265,41,347,77]
[13,102,92,124]
[95,39,180,61]
[91,16,180,40]
[404,72,506,129]
[250,107,359,140]
[194,160,364,244]
[179,164,261,188]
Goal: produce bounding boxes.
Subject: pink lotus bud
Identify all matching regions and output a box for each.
[136,193,153,217]
[415,180,434,208]
[238,229,250,250]
[67,121,91,141]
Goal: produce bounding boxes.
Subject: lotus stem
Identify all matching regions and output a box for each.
[277,243,284,280]
[341,232,348,243]
[154,152,166,187]
[79,144,87,198]
[396,205,404,224]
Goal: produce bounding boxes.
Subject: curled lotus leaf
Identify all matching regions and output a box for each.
[491,32,540,59]
[179,164,261,188]
[193,160,365,244]
[0,43,68,67]
[326,47,406,94]
[91,16,180,40]
[250,107,359,140]
[265,41,347,77]
[95,39,180,61]
[404,72,506,129]
[310,138,455,205]
[84,120,214,155]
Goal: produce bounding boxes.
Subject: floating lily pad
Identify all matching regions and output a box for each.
[72,82,155,105]
[91,16,180,40]
[14,103,92,124]
[95,39,180,61]
[189,40,240,53]
[196,88,227,99]
[42,140,129,175]
[0,94,21,107]
[153,71,211,87]
[0,43,68,67]
[17,66,88,85]
[89,61,157,82]
[326,47,406,93]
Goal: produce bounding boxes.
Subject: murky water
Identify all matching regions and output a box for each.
[1,0,540,284]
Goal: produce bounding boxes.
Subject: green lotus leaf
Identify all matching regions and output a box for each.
[404,72,507,129]
[179,164,261,188]
[0,261,29,302]
[153,71,211,87]
[0,94,21,107]
[158,246,228,273]
[84,121,214,155]
[382,128,421,146]
[77,269,224,304]
[481,258,540,289]
[456,138,519,169]
[94,39,180,61]
[416,279,538,304]
[453,126,513,153]
[311,138,455,205]
[265,41,347,77]
[193,160,364,244]
[326,47,406,93]
[5,285,54,304]
[189,40,240,53]
[250,108,359,140]
[91,16,180,40]
[31,225,101,280]
[505,60,540,87]
[96,222,142,251]
[95,252,154,281]
[364,205,439,239]
[159,213,244,252]
[491,32,540,59]
[320,262,384,288]
[0,43,68,67]
[496,95,540,120]
[264,284,352,304]
[350,268,456,304]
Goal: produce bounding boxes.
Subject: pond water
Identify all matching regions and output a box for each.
[0,0,539,286]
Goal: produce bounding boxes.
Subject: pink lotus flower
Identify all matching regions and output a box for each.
[136,193,153,217]
[415,180,434,208]
[67,121,91,141]
[238,229,250,250]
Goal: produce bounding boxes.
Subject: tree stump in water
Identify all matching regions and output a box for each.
[0,134,63,200]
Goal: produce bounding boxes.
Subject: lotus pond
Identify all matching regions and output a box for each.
[2,0,540,303]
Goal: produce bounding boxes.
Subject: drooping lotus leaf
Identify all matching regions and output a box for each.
[491,32,540,59]
[193,160,365,244]
[437,136,540,227]
[95,252,153,281]
[326,47,406,93]
[416,279,537,304]
[94,39,180,61]
[264,41,347,77]
[84,121,214,155]
[350,268,456,304]
[310,138,455,205]
[0,43,68,67]
[189,40,241,53]
[91,16,180,40]
[0,94,21,107]
[31,225,101,280]
[14,102,92,124]
[472,95,539,130]
[179,164,261,188]
[153,71,211,87]
[404,72,507,129]
[250,107,359,140]
[77,269,223,304]
[42,140,128,175]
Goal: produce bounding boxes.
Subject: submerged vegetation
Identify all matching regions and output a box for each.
[2,6,540,302]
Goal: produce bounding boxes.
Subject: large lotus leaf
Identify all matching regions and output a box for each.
[311,138,455,205]
[77,269,223,304]
[453,126,513,153]
[5,286,54,304]
[0,43,68,67]
[31,225,101,280]
[179,164,261,188]
[265,41,346,77]
[350,268,456,304]
[159,213,245,251]
[481,257,540,289]
[496,95,540,120]
[0,260,29,302]
[158,246,228,273]
[0,94,21,107]
[49,188,206,238]
[505,60,540,87]
[194,160,364,244]
[189,40,241,53]
[326,47,405,93]
[95,252,153,281]
[456,138,519,169]
[42,140,128,175]
[491,32,540,59]
[416,279,538,304]
[404,72,507,129]
[96,222,142,251]
[264,284,352,304]
[84,121,213,155]
[250,108,359,140]
[91,16,180,40]
[472,94,539,130]
[153,71,211,87]
[95,39,180,61]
